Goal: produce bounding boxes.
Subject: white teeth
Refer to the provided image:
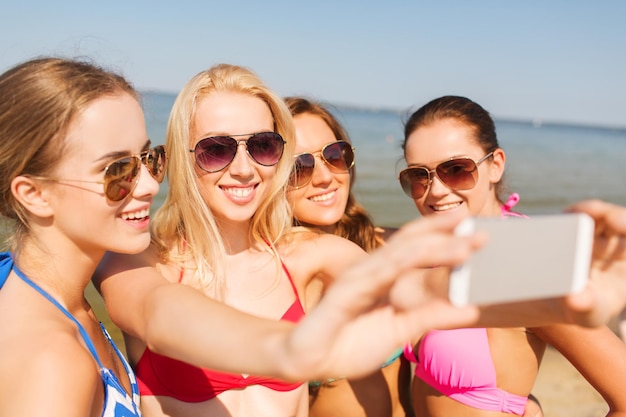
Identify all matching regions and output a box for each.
[224,187,253,198]
[309,191,335,203]
[121,208,150,220]
[432,202,461,211]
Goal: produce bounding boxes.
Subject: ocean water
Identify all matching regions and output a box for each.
[86,91,626,347]
[142,91,626,227]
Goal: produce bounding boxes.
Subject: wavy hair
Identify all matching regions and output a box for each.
[152,64,295,297]
[284,97,384,252]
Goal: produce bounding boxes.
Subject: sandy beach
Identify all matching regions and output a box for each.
[531,318,623,417]
[533,346,608,417]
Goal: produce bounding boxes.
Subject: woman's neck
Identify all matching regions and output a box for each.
[480,197,505,218]
[217,218,256,255]
[15,239,101,311]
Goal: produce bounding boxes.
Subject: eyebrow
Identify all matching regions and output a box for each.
[94,139,152,163]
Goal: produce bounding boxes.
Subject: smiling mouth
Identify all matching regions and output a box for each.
[121,208,150,221]
[222,185,255,198]
[309,190,336,203]
[431,202,462,212]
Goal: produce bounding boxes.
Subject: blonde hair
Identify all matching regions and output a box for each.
[0,57,137,250]
[151,64,295,297]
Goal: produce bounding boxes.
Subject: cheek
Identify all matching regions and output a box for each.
[287,188,307,206]
[412,197,428,215]
[258,165,278,181]
[464,185,491,215]
[337,172,351,195]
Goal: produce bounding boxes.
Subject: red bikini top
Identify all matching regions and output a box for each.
[135,258,305,402]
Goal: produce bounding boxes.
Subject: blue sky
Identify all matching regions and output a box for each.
[3,1,625,128]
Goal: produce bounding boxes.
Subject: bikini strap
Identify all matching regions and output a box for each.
[500,193,528,218]
[262,238,300,301]
[0,252,12,289]
[10,256,105,369]
[280,258,300,299]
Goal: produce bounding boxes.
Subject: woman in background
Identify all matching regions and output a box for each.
[399,95,626,417]
[285,96,410,417]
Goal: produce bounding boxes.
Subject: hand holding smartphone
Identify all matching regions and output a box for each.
[448,213,594,307]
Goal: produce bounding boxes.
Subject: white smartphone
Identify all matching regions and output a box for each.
[448,213,595,307]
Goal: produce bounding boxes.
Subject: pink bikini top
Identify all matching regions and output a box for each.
[135,257,305,403]
[403,194,528,415]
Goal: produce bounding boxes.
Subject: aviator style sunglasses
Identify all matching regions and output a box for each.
[398,152,494,199]
[189,132,286,173]
[34,145,167,202]
[289,141,355,189]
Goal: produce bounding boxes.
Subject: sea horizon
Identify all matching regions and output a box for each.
[141,89,626,133]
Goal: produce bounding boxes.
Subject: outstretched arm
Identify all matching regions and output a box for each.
[391,200,626,330]
[95,200,626,381]
[95,211,483,381]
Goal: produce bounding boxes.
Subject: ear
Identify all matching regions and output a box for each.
[10,176,55,218]
[488,148,506,183]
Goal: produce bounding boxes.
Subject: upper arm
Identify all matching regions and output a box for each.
[533,323,626,410]
[93,248,298,376]
[93,248,171,340]
[308,234,369,286]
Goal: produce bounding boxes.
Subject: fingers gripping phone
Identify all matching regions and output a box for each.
[448,213,594,307]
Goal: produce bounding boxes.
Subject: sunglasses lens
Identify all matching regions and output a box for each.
[194,136,238,172]
[103,146,167,202]
[436,159,478,190]
[144,145,167,183]
[289,153,315,188]
[399,168,430,199]
[323,141,354,172]
[104,157,141,201]
[246,132,285,166]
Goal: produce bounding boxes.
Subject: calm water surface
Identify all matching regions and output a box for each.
[71,92,626,346]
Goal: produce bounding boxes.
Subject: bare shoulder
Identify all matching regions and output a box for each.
[278,229,368,288]
[281,228,364,257]
[0,323,100,414]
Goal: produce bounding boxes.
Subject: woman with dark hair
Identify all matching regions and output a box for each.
[399,95,626,417]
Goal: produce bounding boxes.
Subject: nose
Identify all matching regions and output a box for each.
[427,171,450,197]
[134,163,161,199]
[309,154,333,186]
[228,141,254,178]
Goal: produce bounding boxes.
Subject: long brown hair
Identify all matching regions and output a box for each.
[285,97,385,251]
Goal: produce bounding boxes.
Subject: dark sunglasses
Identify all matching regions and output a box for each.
[289,141,355,189]
[398,152,494,199]
[189,132,286,173]
[34,145,167,202]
